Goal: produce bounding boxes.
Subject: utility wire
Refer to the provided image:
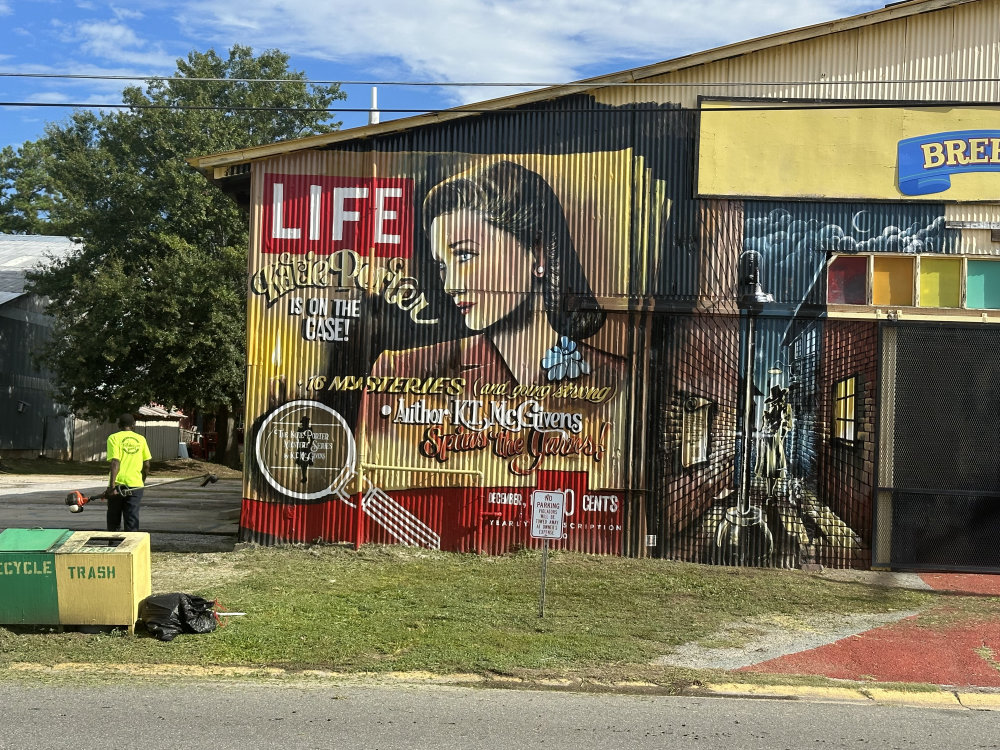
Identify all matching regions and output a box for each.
[1,101,998,114]
[2,72,1000,87]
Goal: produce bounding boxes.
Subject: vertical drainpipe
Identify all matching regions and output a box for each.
[369,87,380,126]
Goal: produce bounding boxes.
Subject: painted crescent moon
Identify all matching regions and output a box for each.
[851,210,871,235]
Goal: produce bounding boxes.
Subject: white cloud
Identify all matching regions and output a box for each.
[175,0,881,97]
[0,2,10,15]
[58,19,176,68]
[111,5,144,21]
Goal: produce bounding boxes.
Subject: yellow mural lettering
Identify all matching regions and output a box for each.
[321,375,466,396]
[920,142,945,168]
[945,140,970,165]
[551,382,614,404]
[476,381,508,396]
[251,249,438,325]
[968,138,990,164]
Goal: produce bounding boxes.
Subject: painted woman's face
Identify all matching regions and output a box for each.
[428,208,534,332]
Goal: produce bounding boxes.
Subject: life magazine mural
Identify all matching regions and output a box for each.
[245,150,646,554]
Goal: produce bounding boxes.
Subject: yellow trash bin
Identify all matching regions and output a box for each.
[53,531,152,634]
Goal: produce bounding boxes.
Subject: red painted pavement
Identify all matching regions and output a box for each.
[740,573,1000,687]
[918,573,1000,596]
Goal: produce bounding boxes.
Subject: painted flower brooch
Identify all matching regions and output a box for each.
[541,336,591,381]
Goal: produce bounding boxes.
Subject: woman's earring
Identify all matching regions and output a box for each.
[534,265,545,278]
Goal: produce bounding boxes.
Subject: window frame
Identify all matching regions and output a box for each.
[680,394,713,469]
[832,374,858,445]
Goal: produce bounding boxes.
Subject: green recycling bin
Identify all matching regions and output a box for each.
[0,528,71,625]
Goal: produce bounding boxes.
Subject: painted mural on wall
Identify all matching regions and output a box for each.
[244,149,668,553]
[691,201,958,567]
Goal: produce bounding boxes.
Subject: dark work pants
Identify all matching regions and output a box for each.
[107,487,143,532]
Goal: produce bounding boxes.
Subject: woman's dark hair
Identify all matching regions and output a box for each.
[422,160,605,340]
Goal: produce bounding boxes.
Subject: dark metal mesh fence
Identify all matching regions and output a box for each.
[886,324,1000,571]
[892,491,1000,571]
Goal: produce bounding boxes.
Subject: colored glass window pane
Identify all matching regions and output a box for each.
[873,256,914,306]
[828,256,868,304]
[834,375,856,443]
[918,257,961,308]
[967,260,1000,309]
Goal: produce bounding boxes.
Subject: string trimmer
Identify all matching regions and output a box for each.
[64,473,218,513]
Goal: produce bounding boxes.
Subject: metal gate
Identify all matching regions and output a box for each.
[877,323,1000,572]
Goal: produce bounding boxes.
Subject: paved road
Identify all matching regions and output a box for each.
[1,681,997,750]
[0,475,241,552]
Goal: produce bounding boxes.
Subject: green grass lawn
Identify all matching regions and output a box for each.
[0,545,935,687]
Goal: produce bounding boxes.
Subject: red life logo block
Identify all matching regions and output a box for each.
[263,173,413,258]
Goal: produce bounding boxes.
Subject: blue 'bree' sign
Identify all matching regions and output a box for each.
[897,130,1000,196]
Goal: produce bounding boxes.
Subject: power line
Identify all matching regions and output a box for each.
[2,100,998,114]
[3,72,1000,87]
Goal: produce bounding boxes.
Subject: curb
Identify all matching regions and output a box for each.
[698,681,1000,710]
[5,663,1000,709]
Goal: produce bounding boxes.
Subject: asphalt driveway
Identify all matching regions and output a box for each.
[0,473,241,552]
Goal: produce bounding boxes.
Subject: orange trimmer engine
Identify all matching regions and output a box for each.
[64,490,106,513]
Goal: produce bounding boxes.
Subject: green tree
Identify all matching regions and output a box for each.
[12,46,344,465]
[0,140,59,234]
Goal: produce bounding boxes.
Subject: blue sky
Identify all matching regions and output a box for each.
[1,0,885,151]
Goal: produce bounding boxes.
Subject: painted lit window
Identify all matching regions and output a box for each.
[873,256,915,306]
[833,375,857,444]
[918,257,961,308]
[967,259,1000,309]
[828,256,868,304]
[681,395,713,468]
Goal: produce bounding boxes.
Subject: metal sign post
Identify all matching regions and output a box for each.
[530,490,566,618]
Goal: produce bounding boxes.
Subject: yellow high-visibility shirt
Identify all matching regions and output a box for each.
[107,430,151,487]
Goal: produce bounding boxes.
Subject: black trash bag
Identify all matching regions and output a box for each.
[178,594,218,635]
[138,593,217,641]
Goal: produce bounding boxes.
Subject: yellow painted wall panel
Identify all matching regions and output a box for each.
[699,105,1000,201]
[873,256,914,306]
[919,257,962,307]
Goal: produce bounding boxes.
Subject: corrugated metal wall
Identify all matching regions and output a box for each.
[234,0,1000,570]
[592,0,1000,109]
[0,295,72,456]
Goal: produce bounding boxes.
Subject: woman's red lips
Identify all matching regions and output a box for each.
[456,301,475,315]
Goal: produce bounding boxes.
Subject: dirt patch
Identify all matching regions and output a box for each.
[149,458,241,479]
[152,550,255,591]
